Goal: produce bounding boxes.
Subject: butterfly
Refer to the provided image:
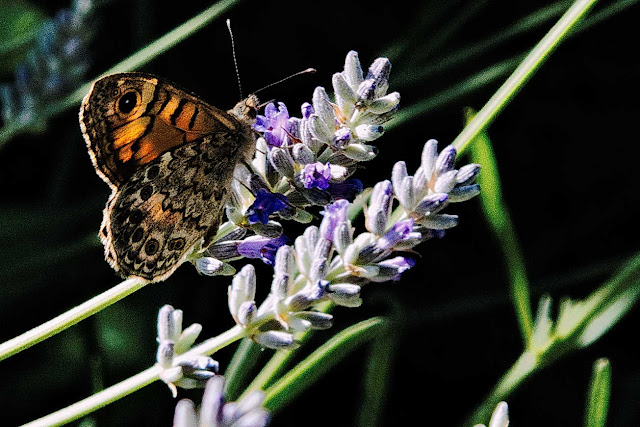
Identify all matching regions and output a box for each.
[80,72,258,282]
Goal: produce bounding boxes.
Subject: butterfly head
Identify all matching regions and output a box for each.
[230,94,259,123]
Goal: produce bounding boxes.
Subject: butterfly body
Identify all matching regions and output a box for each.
[80,73,257,281]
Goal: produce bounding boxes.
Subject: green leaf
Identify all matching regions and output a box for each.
[0,0,45,72]
[468,110,534,345]
[584,358,611,427]
[356,321,393,427]
[263,317,387,413]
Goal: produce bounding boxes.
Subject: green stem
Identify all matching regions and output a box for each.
[584,358,611,427]
[263,317,386,413]
[393,0,572,88]
[466,351,538,425]
[22,325,244,426]
[0,277,148,361]
[467,252,640,425]
[468,118,533,344]
[224,338,262,400]
[451,0,599,153]
[238,301,334,400]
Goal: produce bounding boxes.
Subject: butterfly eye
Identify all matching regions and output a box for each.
[117,91,139,114]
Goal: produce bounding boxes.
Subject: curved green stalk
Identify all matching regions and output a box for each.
[584,358,611,427]
[263,317,387,413]
[22,325,244,426]
[468,113,533,344]
[451,0,599,153]
[466,252,640,425]
[0,277,148,361]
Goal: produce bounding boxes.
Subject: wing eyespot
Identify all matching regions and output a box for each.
[116,90,140,115]
[144,238,160,256]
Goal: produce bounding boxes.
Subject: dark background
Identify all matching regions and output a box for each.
[1,0,639,425]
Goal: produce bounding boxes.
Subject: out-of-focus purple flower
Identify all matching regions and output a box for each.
[377,219,415,250]
[302,162,332,190]
[319,199,350,241]
[327,178,363,202]
[254,102,290,147]
[246,189,289,224]
[237,234,290,266]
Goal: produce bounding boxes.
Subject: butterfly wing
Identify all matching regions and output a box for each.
[101,136,244,281]
[80,72,245,189]
[81,72,260,281]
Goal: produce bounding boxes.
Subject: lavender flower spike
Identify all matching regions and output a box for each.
[173,376,270,427]
[155,305,216,396]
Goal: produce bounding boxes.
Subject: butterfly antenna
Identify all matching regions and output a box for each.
[253,68,317,96]
[226,19,244,100]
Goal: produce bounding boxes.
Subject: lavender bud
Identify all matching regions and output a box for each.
[175,323,203,354]
[367,92,400,114]
[255,331,298,350]
[449,184,481,202]
[327,284,362,307]
[308,113,333,143]
[333,221,353,255]
[333,72,357,115]
[229,265,257,322]
[158,305,176,342]
[433,170,459,194]
[157,341,175,369]
[343,51,364,89]
[392,161,408,198]
[292,143,315,164]
[312,86,335,129]
[237,301,257,327]
[269,147,295,178]
[366,180,393,235]
[421,139,439,178]
[200,376,226,424]
[397,175,415,210]
[433,145,457,176]
[418,213,459,229]
[332,126,352,148]
[456,163,481,185]
[413,193,449,216]
[294,311,334,330]
[178,356,219,375]
[173,399,198,427]
[343,143,378,161]
[354,125,384,142]
[301,102,314,119]
[250,221,283,239]
[196,257,235,276]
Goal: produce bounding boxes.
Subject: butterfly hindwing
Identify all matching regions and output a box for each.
[101,136,241,281]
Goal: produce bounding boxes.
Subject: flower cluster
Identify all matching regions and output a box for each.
[155,51,481,425]
[194,52,398,275]
[0,0,94,128]
[156,305,220,397]
[225,138,480,348]
[173,376,270,427]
